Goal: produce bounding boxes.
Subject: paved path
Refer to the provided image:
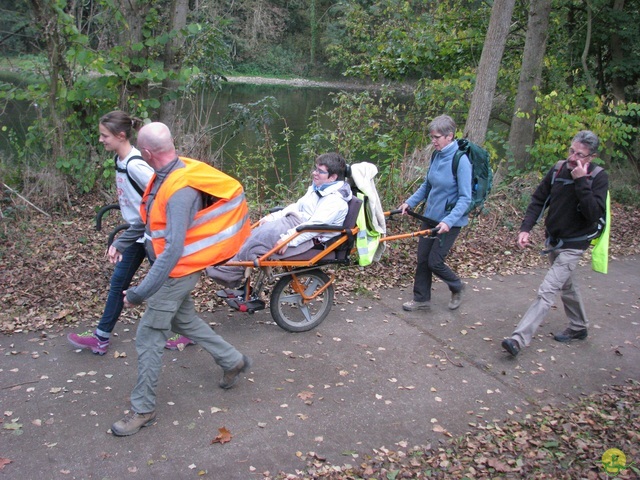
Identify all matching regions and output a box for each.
[1,256,638,479]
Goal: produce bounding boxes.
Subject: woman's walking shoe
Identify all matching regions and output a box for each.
[111,411,156,436]
[448,285,465,310]
[165,334,195,350]
[402,300,431,311]
[67,331,109,355]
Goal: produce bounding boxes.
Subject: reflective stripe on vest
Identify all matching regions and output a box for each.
[355,192,380,266]
[150,193,246,240]
[142,157,251,277]
[182,211,249,257]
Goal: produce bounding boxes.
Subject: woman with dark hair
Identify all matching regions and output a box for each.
[68,111,193,354]
[207,152,352,289]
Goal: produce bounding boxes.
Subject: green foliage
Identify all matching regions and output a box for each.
[182,22,231,89]
[530,88,640,170]
[300,88,421,206]
[233,45,306,77]
[224,96,303,213]
[611,184,640,208]
[414,70,475,121]
[329,1,438,80]
[548,0,640,103]
[3,0,640,210]
[0,1,232,198]
[326,0,490,81]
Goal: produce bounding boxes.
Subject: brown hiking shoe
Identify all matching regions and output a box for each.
[111,411,156,437]
[219,355,252,389]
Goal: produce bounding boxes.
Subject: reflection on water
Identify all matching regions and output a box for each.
[197,82,341,186]
[0,81,341,183]
[0,80,407,189]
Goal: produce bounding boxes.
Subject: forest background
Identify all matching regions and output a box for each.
[0,0,639,212]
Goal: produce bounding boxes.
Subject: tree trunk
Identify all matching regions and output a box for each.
[116,0,151,107]
[609,0,626,102]
[310,0,317,65]
[27,0,74,159]
[581,0,595,95]
[158,0,190,128]
[505,0,552,176]
[464,0,516,144]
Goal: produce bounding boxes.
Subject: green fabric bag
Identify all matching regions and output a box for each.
[591,191,610,274]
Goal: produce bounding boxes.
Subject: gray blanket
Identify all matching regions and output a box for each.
[206,213,313,287]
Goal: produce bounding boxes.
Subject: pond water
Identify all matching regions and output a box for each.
[197,82,343,185]
[0,80,343,176]
[0,79,409,189]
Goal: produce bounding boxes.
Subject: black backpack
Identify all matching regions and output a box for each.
[114,154,146,197]
[432,138,493,216]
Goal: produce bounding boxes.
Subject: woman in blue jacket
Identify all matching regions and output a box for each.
[399,115,472,311]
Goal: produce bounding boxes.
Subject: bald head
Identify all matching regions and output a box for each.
[137,122,177,169]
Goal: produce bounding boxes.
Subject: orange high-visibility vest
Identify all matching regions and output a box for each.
[141,157,251,277]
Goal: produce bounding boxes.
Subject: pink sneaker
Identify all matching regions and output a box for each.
[165,334,195,350]
[68,331,109,355]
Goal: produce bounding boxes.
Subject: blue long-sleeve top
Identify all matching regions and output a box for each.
[405,140,472,228]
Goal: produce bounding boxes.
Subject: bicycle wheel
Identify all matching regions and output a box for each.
[270,269,334,332]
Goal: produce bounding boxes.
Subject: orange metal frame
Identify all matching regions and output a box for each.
[222,211,436,270]
[216,210,437,306]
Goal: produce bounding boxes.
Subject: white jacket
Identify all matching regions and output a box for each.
[267,180,353,247]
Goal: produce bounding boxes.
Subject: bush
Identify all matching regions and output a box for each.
[233,45,306,77]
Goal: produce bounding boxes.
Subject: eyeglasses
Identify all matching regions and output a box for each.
[430,134,444,140]
[313,167,329,175]
[568,148,594,160]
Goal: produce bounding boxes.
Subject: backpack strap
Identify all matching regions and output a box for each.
[451,138,470,181]
[537,160,567,224]
[114,154,146,197]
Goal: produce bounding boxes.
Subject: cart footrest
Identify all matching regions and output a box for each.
[225,297,266,313]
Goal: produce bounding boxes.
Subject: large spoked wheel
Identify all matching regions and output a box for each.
[270,269,334,332]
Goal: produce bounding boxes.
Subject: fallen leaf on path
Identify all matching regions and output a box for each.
[432,424,452,437]
[297,391,314,400]
[210,426,233,444]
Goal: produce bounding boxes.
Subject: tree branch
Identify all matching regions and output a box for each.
[3,183,51,217]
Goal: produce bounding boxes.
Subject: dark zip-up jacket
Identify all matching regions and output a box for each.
[520,161,608,250]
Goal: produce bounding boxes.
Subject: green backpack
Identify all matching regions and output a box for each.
[450,138,493,215]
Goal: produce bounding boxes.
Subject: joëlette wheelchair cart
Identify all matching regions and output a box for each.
[95,185,438,333]
[208,199,439,332]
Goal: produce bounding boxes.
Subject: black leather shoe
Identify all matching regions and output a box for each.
[501,338,520,357]
[219,355,252,389]
[553,328,587,343]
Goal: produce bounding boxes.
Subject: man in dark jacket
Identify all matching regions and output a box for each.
[502,130,608,357]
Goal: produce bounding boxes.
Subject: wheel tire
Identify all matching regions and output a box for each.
[270,269,334,332]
